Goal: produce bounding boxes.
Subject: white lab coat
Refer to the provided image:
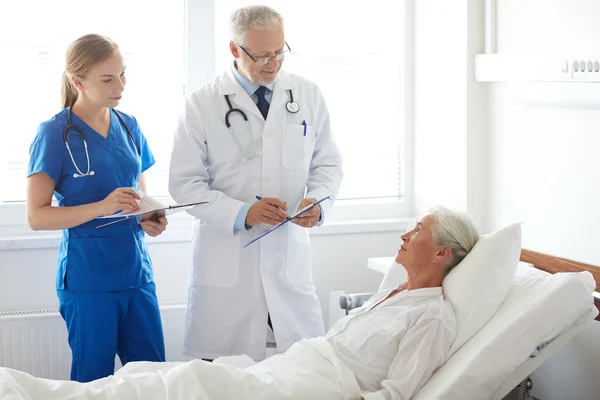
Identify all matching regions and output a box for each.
[169,67,343,361]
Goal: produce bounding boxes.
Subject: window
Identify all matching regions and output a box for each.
[0,0,412,237]
[215,0,408,202]
[0,0,185,203]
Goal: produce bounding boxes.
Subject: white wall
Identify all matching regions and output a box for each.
[0,229,400,329]
[489,5,600,264]
[488,1,600,398]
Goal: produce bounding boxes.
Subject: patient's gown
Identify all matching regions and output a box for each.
[325,286,457,400]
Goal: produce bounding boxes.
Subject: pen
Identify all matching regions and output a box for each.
[302,120,307,136]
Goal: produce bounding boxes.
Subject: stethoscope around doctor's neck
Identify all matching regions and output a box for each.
[63,105,140,178]
[224,89,300,161]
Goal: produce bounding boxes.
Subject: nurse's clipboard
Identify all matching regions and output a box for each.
[243,196,331,248]
[96,191,208,228]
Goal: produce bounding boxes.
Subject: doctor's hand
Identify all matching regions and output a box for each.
[140,212,168,237]
[292,198,320,228]
[95,188,140,217]
[245,197,288,227]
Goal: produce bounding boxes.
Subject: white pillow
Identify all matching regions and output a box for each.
[443,223,522,355]
[412,264,597,400]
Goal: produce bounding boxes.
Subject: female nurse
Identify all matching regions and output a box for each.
[26,34,168,382]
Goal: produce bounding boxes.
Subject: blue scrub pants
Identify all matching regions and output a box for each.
[57,281,166,382]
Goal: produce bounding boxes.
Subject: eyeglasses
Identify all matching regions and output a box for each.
[238,41,291,66]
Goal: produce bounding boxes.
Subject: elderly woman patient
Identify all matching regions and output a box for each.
[0,206,479,400]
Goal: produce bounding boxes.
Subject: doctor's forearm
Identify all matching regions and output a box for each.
[27,203,102,231]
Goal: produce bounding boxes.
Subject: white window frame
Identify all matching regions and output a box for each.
[0,0,414,246]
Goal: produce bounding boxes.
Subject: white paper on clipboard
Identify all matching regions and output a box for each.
[97,191,205,219]
[95,191,208,228]
[243,196,331,248]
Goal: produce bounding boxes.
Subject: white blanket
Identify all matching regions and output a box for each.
[0,338,362,400]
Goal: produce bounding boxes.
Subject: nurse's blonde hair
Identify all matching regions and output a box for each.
[230,5,284,47]
[61,34,119,108]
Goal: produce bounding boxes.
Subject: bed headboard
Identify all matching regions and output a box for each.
[520,249,600,321]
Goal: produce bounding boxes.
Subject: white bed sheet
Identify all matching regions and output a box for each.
[0,337,362,400]
[411,263,598,400]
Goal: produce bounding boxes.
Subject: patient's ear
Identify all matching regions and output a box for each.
[437,247,453,264]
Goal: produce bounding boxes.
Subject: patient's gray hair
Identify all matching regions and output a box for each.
[230,5,284,47]
[429,206,480,273]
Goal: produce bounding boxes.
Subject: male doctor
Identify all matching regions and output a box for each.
[169,5,343,361]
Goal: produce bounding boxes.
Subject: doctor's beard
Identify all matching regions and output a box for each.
[237,60,280,85]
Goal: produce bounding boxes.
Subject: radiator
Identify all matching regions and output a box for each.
[0,302,189,380]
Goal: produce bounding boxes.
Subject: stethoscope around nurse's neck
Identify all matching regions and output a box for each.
[223,88,300,161]
[63,105,139,178]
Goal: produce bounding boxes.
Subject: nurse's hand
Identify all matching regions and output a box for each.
[292,198,320,228]
[96,188,140,217]
[140,213,168,237]
[245,197,288,227]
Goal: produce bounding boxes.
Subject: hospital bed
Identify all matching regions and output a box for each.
[338,248,600,400]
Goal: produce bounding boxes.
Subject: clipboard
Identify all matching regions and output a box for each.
[243,196,331,248]
[96,199,208,229]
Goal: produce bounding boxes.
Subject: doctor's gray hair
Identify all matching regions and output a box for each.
[429,206,480,273]
[230,5,284,47]
[61,34,119,108]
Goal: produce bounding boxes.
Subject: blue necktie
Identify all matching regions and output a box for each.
[255,86,270,120]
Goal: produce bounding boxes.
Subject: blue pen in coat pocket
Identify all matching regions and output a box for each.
[302,120,307,136]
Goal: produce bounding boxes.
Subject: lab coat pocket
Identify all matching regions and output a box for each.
[282,123,315,170]
[193,221,241,287]
[285,223,313,284]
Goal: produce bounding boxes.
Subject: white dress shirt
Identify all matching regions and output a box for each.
[325,286,457,400]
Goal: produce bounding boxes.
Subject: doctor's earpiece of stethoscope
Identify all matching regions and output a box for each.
[223,94,261,161]
[224,100,248,133]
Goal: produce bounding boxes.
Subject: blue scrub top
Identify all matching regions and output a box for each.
[28,108,156,291]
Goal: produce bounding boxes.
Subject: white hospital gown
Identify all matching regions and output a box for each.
[325,286,457,400]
